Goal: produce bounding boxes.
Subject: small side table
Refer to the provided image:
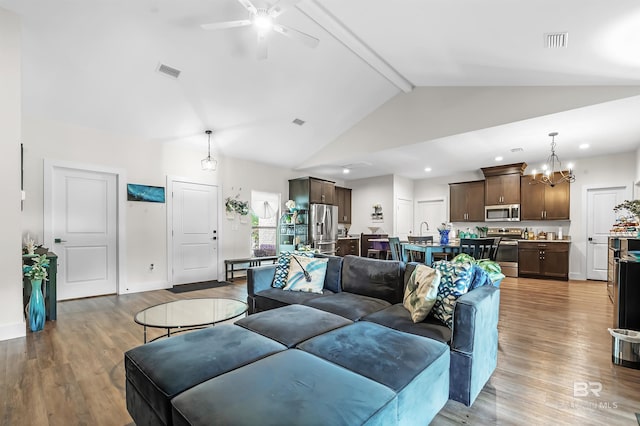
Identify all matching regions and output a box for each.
[22,252,58,321]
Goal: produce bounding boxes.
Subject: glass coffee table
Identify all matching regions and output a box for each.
[134,298,248,343]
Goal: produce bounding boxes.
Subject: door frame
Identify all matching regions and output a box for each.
[166,176,222,285]
[43,159,127,295]
[581,182,632,280]
[414,197,447,236]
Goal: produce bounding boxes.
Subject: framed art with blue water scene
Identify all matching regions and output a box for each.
[127,184,165,203]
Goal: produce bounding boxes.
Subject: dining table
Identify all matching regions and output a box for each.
[401,241,462,266]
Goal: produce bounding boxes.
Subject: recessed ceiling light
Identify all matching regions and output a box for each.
[510,147,524,153]
[342,168,350,174]
[424,167,432,172]
[495,156,503,161]
[579,143,590,149]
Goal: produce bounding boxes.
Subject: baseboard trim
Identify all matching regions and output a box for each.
[0,320,26,341]
[120,281,170,295]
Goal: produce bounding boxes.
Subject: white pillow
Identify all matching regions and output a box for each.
[403,264,441,323]
[283,255,328,294]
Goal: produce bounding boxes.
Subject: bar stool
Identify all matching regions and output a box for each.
[367,249,382,259]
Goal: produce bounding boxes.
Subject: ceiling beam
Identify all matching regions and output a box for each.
[297,0,414,93]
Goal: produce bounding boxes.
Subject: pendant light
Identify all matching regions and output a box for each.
[201,130,217,171]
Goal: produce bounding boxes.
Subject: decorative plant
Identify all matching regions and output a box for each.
[23,254,49,281]
[372,203,382,210]
[437,223,451,232]
[285,200,296,210]
[23,234,36,255]
[613,200,640,220]
[225,195,250,216]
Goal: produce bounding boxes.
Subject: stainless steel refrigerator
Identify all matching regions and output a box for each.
[309,204,338,255]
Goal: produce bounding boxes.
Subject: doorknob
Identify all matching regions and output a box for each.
[54,238,67,243]
[588,237,593,242]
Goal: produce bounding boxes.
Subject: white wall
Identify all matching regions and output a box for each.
[393,174,414,235]
[0,7,25,341]
[348,175,394,235]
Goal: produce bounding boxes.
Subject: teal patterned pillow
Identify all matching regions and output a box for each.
[430,260,474,328]
[283,255,329,294]
[272,251,314,289]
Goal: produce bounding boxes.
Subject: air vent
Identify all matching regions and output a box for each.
[545,32,568,48]
[157,63,181,79]
[510,147,524,153]
[292,118,305,126]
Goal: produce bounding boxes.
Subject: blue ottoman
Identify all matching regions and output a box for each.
[125,325,286,426]
[171,349,398,426]
[297,322,450,425]
[235,304,352,347]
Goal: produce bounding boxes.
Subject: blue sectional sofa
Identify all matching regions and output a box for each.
[124,254,500,425]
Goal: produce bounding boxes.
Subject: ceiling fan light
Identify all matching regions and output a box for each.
[253,11,273,31]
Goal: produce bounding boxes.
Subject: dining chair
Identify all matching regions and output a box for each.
[406,235,433,262]
[489,237,501,261]
[459,238,497,260]
[387,237,404,262]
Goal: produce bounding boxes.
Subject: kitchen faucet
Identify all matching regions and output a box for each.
[419,221,429,236]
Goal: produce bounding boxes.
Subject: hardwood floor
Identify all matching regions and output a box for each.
[1,277,638,425]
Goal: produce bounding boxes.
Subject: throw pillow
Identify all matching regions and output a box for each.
[475,259,506,287]
[469,264,493,290]
[283,255,328,294]
[403,264,441,323]
[272,251,314,289]
[430,260,474,328]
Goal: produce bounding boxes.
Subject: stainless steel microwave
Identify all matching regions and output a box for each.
[485,204,520,222]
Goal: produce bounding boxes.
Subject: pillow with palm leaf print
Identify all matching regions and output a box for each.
[403,265,441,323]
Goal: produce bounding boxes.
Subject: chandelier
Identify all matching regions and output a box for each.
[201,130,217,171]
[530,132,575,187]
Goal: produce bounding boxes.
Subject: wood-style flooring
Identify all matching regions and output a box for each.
[1,277,639,425]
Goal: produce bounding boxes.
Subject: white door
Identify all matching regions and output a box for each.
[396,198,413,240]
[415,199,446,240]
[172,181,218,285]
[52,167,118,300]
[586,186,628,280]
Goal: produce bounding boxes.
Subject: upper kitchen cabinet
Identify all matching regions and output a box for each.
[335,186,352,224]
[520,173,570,220]
[289,177,336,208]
[450,180,485,222]
[481,163,527,205]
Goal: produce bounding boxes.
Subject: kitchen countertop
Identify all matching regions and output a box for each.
[338,236,360,240]
[517,238,571,243]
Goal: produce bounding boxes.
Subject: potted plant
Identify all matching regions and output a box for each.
[23,254,49,332]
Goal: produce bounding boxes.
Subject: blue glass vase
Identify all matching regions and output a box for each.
[28,279,45,332]
[439,229,450,245]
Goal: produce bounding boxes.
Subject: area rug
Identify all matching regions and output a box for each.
[167,280,231,294]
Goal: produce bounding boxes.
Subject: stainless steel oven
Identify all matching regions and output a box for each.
[487,227,522,277]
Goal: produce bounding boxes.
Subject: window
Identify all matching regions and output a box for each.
[251,191,280,257]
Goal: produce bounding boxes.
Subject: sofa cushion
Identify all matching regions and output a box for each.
[430,260,473,328]
[283,255,328,294]
[171,350,398,426]
[298,322,450,425]
[124,325,286,426]
[271,251,314,289]
[341,255,405,304]
[313,253,343,293]
[303,292,391,321]
[403,264,440,323]
[253,287,332,312]
[362,304,452,344]
[235,304,352,348]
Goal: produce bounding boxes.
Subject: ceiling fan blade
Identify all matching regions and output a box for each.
[201,19,251,30]
[236,0,258,14]
[257,32,268,60]
[268,0,301,17]
[273,24,319,48]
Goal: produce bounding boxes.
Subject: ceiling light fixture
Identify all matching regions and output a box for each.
[424,167,432,172]
[495,156,503,161]
[579,143,590,149]
[342,168,350,174]
[201,130,217,171]
[253,9,273,32]
[530,132,575,187]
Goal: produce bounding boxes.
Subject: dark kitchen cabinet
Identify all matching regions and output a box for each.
[450,180,485,222]
[485,174,521,205]
[336,238,359,257]
[289,177,336,208]
[336,186,352,224]
[518,241,569,280]
[520,174,570,220]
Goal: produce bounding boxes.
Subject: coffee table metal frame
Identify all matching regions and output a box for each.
[134,297,248,343]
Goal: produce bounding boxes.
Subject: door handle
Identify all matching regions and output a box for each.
[212,237,217,240]
[54,238,67,243]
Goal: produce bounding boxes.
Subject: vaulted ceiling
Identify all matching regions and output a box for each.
[3,0,640,180]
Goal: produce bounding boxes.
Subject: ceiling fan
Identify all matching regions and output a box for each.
[201,0,320,60]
